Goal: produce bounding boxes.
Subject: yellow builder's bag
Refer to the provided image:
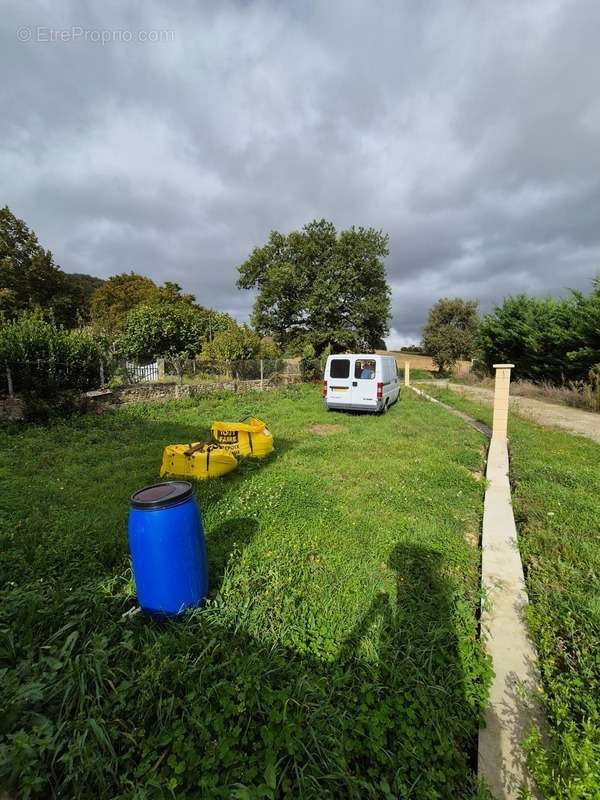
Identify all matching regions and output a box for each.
[211,416,274,459]
[159,442,238,480]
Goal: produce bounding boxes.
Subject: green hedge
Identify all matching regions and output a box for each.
[0,312,105,397]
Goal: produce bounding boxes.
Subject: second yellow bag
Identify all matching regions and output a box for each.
[211,416,274,458]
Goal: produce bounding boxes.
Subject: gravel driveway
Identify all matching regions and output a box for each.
[448,384,600,444]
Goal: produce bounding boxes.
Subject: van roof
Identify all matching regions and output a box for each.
[327,353,391,359]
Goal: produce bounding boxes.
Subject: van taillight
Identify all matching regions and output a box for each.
[377,382,383,399]
[322,380,327,397]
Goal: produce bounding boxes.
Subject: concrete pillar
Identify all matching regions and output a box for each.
[404,361,410,387]
[157,357,165,380]
[492,364,514,441]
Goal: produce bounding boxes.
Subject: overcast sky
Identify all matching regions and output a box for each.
[2,1,600,345]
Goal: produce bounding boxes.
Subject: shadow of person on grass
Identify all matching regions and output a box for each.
[328,542,483,798]
[129,542,486,799]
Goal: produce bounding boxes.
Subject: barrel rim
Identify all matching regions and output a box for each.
[130,480,193,510]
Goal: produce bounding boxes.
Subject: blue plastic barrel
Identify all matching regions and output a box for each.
[128,481,208,615]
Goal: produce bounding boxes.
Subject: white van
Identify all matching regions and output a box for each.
[323,354,400,413]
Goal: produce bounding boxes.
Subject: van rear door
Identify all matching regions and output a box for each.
[352,357,377,407]
[327,356,353,406]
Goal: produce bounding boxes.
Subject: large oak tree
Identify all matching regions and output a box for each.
[237,219,391,354]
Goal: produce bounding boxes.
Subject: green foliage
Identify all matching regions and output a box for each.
[90,273,170,339]
[422,298,479,373]
[299,343,330,382]
[566,277,600,376]
[203,322,262,363]
[258,337,281,359]
[118,303,213,384]
[478,279,600,384]
[237,219,391,354]
[400,344,425,354]
[0,311,104,398]
[299,343,319,381]
[0,387,491,798]
[0,206,87,327]
[424,387,600,797]
[91,274,231,353]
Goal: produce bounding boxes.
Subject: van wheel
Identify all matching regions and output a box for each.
[380,400,389,415]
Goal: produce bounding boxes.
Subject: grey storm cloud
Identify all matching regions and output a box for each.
[2,0,600,345]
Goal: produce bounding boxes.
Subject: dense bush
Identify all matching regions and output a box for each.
[478,279,600,384]
[202,322,262,363]
[0,312,104,398]
[299,344,330,382]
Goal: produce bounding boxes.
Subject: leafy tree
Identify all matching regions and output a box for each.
[203,322,261,364]
[237,219,391,354]
[90,273,209,344]
[258,337,282,359]
[90,273,163,339]
[0,206,84,326]
[118,303,210,383]
[422,298,479,373]
[477,292,593,383]
[203,310,236,344]
[157,281,196,306]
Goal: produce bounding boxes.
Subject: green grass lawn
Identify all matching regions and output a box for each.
[0,386,492,799]
[424,386,600,798]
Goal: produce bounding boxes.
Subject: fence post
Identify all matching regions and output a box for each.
[404,361,410,387]
[260,359,264,391]
[6,367,14,397]
[157,358,165,380]
[492,364,514,441]
[99,360,105,387]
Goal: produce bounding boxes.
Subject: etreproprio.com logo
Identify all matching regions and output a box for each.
[16,26,175,44]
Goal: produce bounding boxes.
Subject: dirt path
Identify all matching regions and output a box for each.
[449,384,600,444]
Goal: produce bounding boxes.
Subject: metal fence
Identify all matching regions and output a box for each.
[1,356,325,397]
[160,357,307,385]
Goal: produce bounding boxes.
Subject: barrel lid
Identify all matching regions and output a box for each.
[130,481,193,509]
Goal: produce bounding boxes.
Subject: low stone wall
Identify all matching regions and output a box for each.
[111,375,301,405]
[0,396,25,422]
[1,376,303,420]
